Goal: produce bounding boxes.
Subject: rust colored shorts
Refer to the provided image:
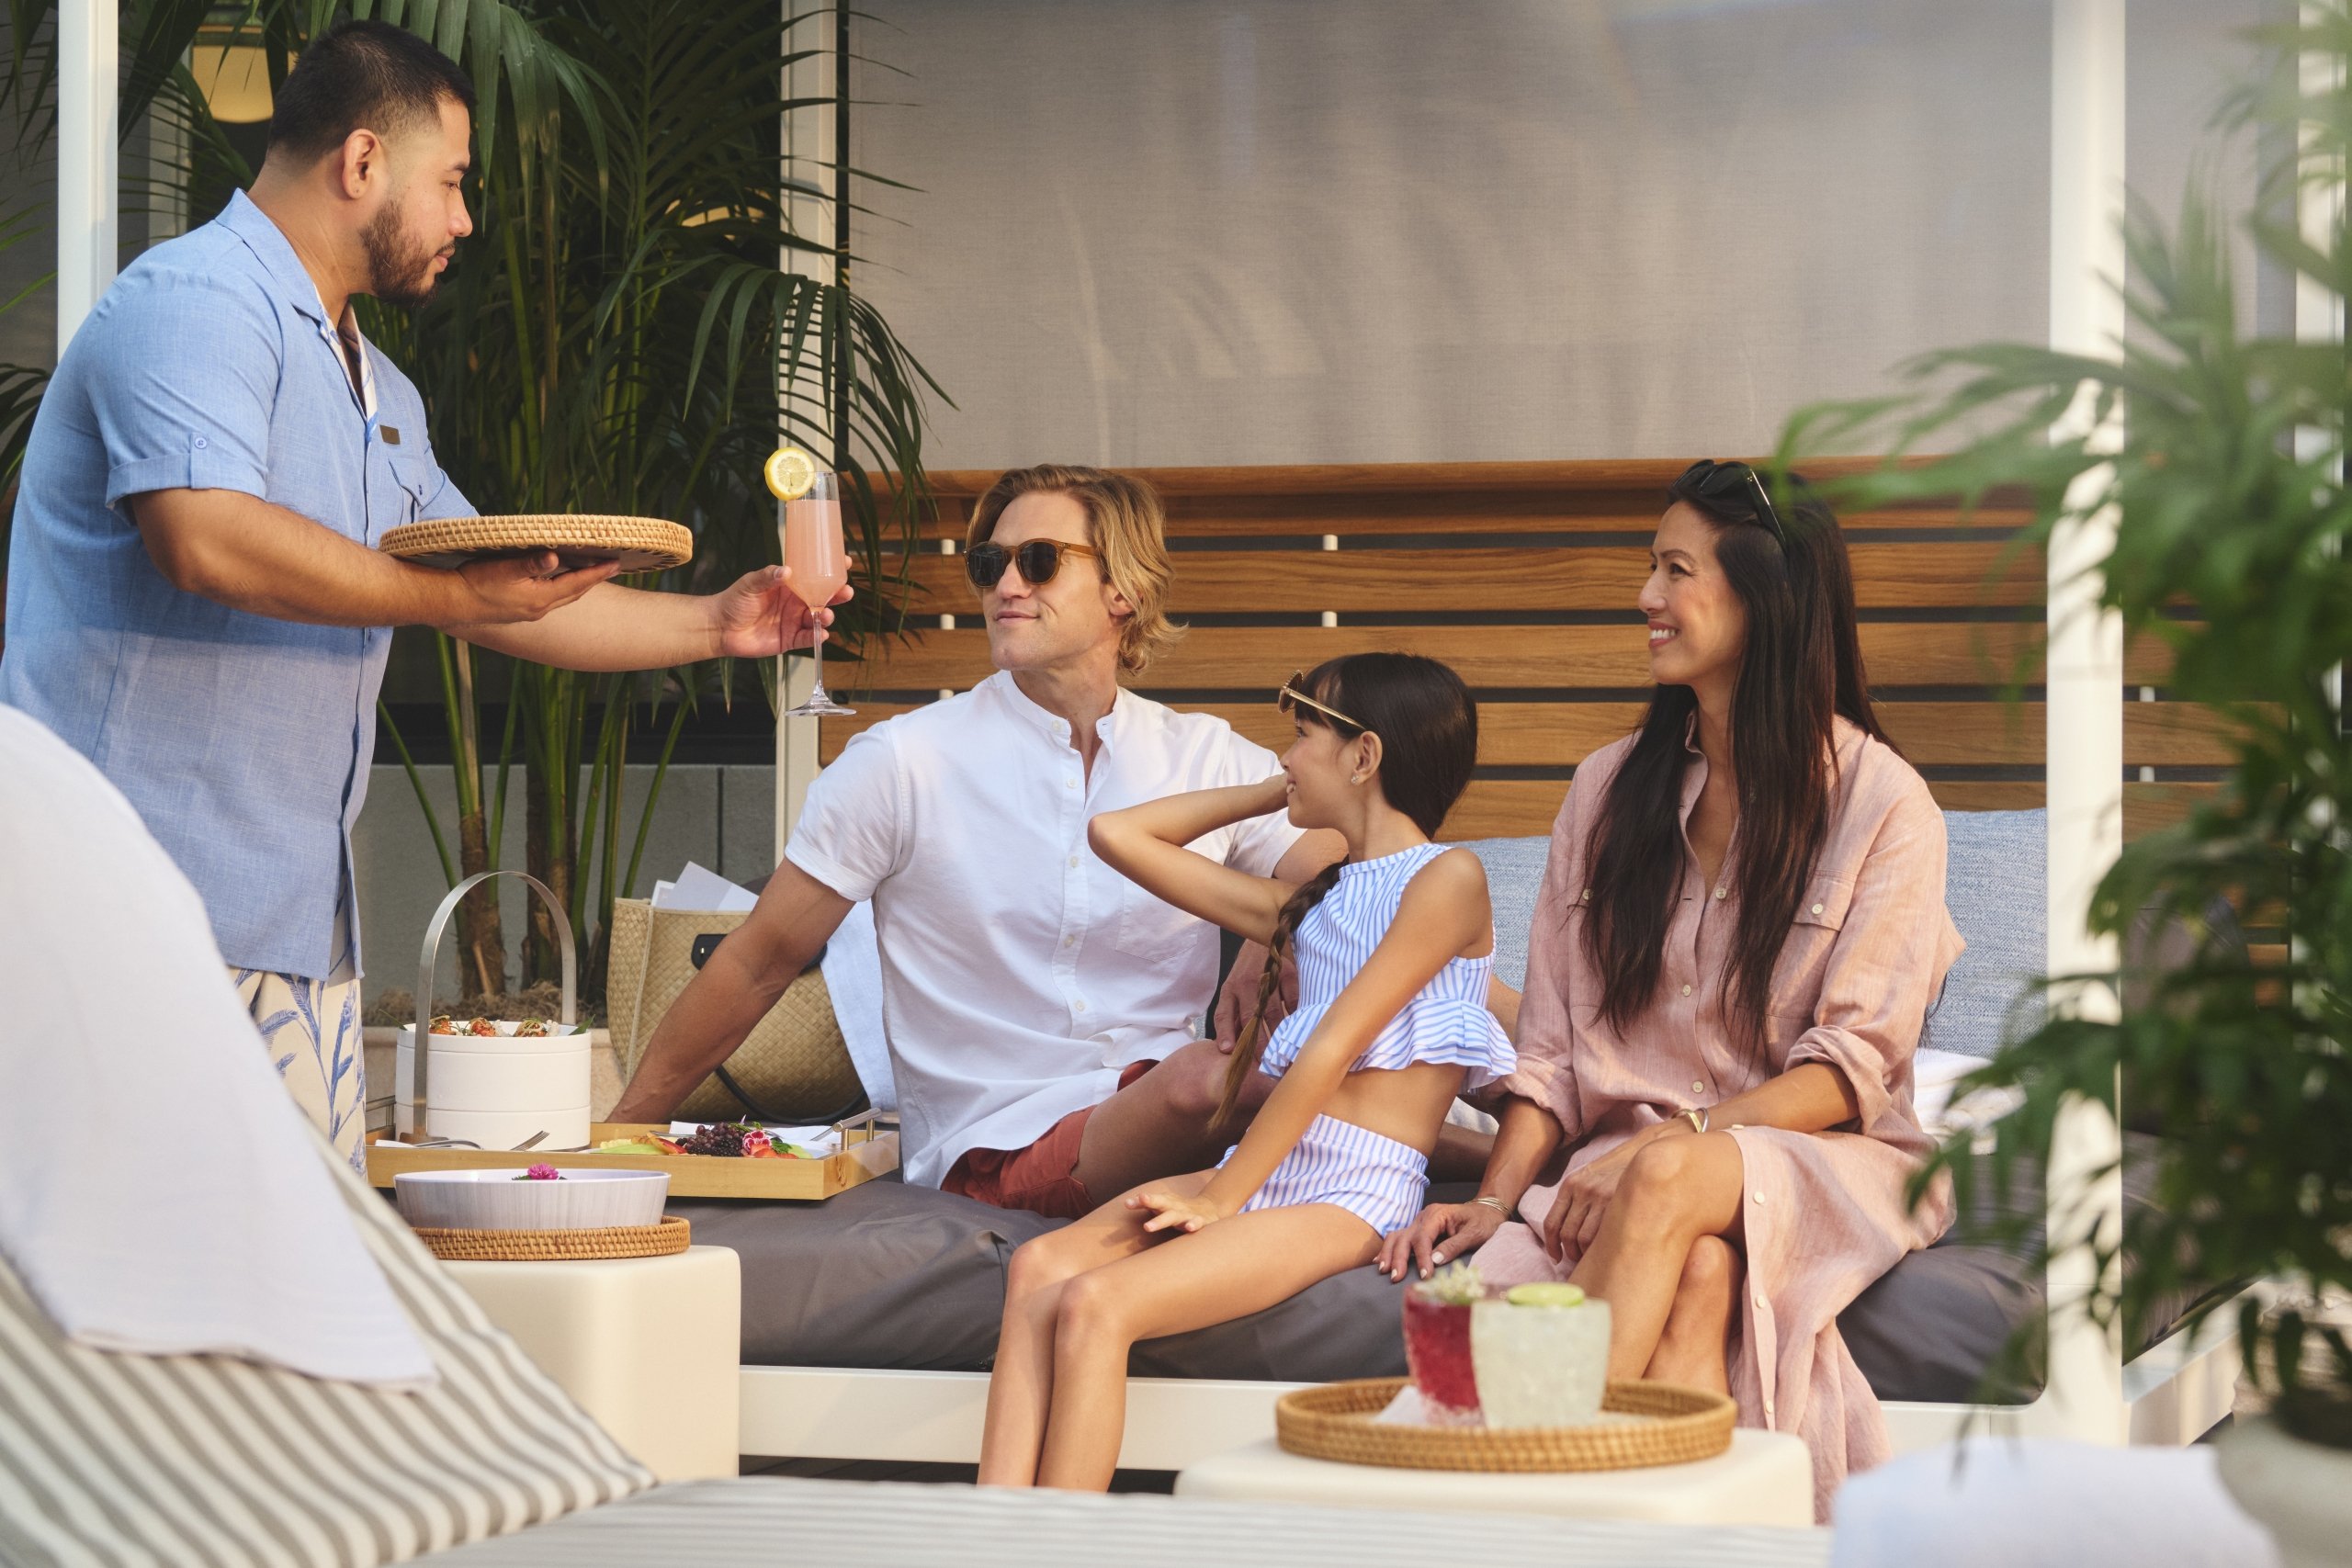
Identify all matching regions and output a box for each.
[940,1059,1157,1220]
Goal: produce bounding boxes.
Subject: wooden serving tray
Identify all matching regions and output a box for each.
[1275,1377,1735,1472]
[366,1116,897,1201]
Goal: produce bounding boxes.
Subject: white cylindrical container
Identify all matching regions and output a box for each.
[1469,1286,1612,1429]
[397,1024,590,1148]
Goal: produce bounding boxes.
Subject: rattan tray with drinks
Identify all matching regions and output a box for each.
[1276,1377,1736,1472]
[380,513,694,573]
[366,1111,898,1201]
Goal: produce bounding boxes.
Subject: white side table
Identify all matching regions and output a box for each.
[1175,1428,1815,1528]
[443,1244,741,1483]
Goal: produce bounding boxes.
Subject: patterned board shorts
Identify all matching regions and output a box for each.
[1220,1112,1430,1237]
[230,964,367,1172]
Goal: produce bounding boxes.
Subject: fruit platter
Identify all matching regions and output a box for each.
[365,1109,897,1201]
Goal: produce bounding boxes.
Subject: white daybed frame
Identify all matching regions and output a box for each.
[729,0,2249,1472]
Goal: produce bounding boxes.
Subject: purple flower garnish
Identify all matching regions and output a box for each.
[516,1163,563,1181]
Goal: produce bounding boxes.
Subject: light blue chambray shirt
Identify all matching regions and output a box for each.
[0,190,471,979]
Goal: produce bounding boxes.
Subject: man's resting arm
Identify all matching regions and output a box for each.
[607,858,852,1122]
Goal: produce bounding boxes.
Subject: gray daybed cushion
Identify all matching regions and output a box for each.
[673,1179,1411,1386]
[680,808,2142,1405]
[677,1172,2074,1402]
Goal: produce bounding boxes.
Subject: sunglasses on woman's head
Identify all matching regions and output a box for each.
[1679,459,1789,547]
[964,536,1102,590]
[1276,671,1370,733]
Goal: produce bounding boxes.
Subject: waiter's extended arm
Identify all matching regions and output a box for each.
[130,485,845,669]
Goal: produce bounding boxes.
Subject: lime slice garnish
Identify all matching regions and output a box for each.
[763,446,818,501]
[1505,1282,1588,1308]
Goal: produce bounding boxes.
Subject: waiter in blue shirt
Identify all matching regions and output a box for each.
[0,21,842,1167]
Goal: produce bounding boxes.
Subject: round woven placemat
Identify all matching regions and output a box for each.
[1275,1377,1735,1472]
[409,1213,691,1262]
[380,514,694,572]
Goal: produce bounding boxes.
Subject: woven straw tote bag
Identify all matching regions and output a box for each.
[605,897,865,1123]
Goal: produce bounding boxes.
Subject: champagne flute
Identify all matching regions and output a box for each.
[777,466,854,717]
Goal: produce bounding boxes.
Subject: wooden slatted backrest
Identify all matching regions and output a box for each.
[822,460,2217,840]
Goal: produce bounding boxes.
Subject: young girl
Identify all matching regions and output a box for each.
[977,651,1515,1490]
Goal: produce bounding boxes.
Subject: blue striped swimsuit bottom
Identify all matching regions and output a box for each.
[1216,1113,1430,1237]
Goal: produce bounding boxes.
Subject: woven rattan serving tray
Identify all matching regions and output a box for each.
[380,514,694,572]
[1275,1377,1735,1472]
[408,1213,691,1262]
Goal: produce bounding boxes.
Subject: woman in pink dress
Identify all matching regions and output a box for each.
[1376,460,1962,1517]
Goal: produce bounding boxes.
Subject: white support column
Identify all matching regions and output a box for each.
[2042,0,2129,1445]
[775,0,839,863]
[57,0,119,354]
[2301,12,2346,731]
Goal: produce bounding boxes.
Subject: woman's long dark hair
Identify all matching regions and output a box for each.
[1583,463,1891,1053]
[1217,653,1479,1129]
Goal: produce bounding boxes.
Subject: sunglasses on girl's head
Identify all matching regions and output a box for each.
[1276,671,1370,733]
[964,537,1102,590]
[1680,459,1789,547]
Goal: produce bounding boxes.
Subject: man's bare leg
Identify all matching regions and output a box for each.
[1069,1038,1273,1204]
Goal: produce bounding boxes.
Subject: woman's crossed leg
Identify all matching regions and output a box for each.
[1568,1130,1747,1388]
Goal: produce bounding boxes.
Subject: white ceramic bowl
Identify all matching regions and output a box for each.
[393,1168,669,1231]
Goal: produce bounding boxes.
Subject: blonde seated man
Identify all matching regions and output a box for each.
[612,465,1344,1217]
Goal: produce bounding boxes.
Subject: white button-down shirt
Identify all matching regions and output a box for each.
[786,671,1304,1186]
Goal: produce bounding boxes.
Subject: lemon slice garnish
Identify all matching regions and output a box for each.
[763,446,819,501]
[1505,1282,1588,1308]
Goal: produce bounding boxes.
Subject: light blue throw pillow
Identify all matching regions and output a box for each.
[1929,808,2047,1058]
[1459,812,2044,1061]
[1456,836,1552,992]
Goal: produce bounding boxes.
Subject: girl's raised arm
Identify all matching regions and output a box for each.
[1147,848,1489,1231]
[1088,777,1296,947]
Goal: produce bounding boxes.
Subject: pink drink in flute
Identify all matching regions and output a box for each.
[777,468,854,716]
[784,496,848,606]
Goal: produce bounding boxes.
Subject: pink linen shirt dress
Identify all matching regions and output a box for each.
[1474,716,1964,1518]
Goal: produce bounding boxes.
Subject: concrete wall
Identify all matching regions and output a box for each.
[353,763,779,1010]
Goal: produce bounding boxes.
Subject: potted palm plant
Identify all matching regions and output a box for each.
[1780,8,2352,1558]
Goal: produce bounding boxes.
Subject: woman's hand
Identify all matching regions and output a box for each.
[1376,1200,1507,1281]
[1536,1138,1646,1262]
[1129,1187,1227,1235]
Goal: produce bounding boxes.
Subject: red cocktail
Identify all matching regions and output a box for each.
[1402,1270,1485,1424]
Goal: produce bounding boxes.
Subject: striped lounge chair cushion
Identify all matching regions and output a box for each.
[0,1155,653,1567]
[415,1475,1834,1567]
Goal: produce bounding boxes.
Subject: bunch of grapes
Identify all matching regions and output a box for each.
[676,1122,760,1157]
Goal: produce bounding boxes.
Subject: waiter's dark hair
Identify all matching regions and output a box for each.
[266,20,476,164]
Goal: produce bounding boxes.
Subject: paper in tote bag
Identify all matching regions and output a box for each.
[605,897,865,1123]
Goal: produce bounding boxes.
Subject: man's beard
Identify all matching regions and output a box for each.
[361,204,451,309]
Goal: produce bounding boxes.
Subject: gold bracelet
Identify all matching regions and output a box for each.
[1679,1107,1709,1135]
[1470,1194,1514,1220]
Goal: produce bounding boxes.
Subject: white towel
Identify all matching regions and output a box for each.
[0,705,436,1387]
[1832,1438,2278,1567]
[823,901,896,1112]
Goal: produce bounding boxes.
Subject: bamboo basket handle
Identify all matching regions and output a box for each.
[413,870,577,1125]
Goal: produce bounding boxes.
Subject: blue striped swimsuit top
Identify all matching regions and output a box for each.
[1260,841,1518,1090]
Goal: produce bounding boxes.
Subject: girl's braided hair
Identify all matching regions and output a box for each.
[1215,653,1477,1130]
